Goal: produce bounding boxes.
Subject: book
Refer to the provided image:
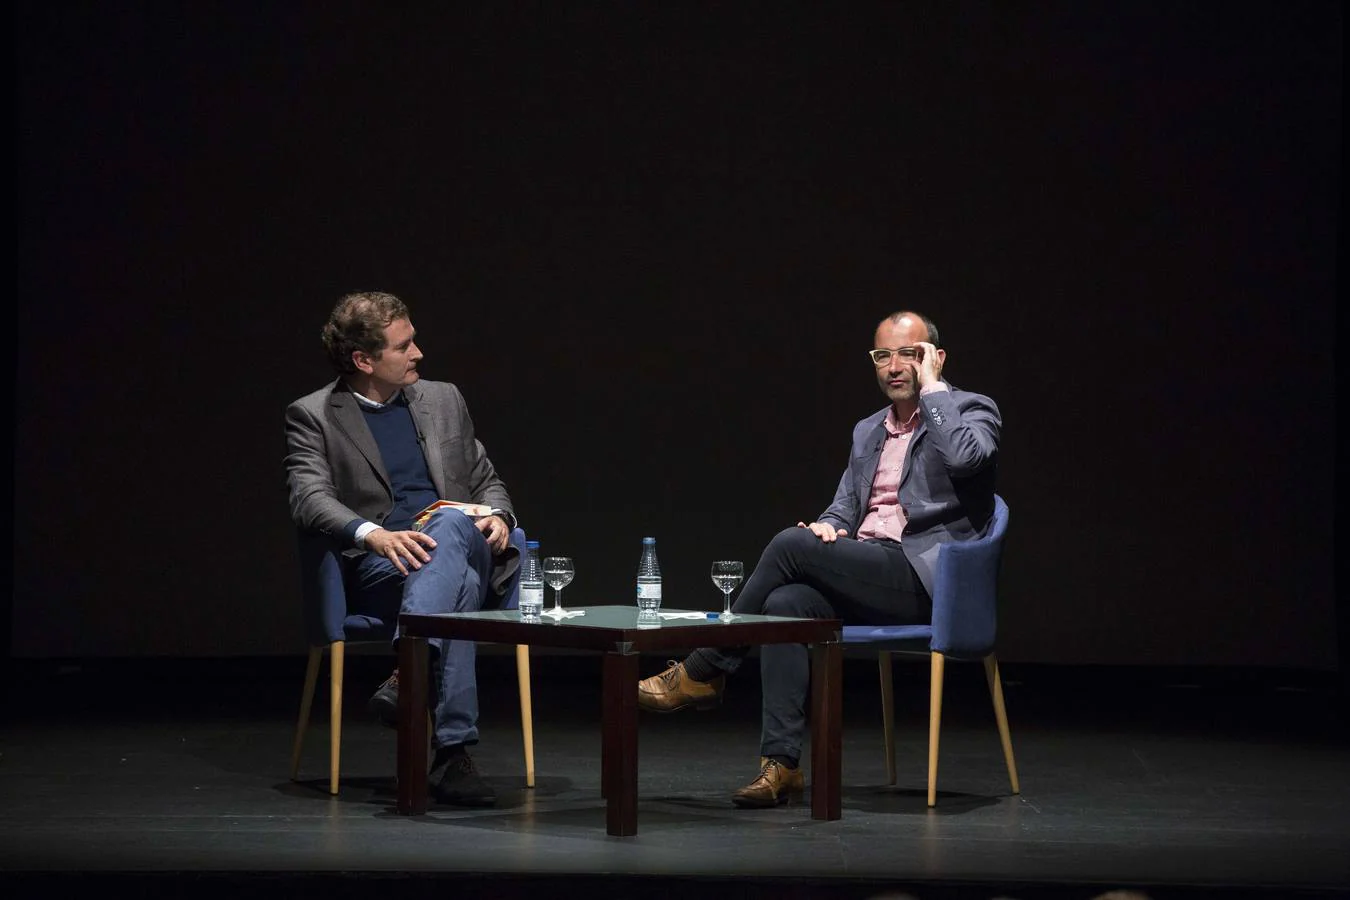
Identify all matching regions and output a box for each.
[413,499,494,529]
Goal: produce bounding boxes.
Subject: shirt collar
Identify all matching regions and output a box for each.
[882,405,920,436]
[351,388,404,410]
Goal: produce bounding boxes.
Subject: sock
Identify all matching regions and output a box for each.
[681,650,722,683]
[768,754,798,770]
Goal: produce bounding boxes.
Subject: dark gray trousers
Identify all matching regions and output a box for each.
[694,526,930,762]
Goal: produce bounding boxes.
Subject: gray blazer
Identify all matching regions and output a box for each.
[285,378,518,588]
[817,384,1000,598]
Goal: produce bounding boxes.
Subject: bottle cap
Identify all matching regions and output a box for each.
[526,540,540,548]
[642,536,655,543]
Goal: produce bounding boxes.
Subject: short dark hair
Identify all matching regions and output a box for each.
[321,291,410,375]
[881,310,941,347]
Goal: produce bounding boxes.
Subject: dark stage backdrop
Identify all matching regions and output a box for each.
[13,3,1341,668]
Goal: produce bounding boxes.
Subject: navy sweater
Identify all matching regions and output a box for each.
[360,398,439,533]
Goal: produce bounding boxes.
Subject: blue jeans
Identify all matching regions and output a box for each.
[350,510,493,748]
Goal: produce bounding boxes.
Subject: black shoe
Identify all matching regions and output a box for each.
[429,747,496,807]
[368,669,399,728]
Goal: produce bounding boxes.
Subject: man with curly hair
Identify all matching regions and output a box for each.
[285,291,519,807]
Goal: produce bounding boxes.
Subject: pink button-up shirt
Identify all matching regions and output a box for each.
[855,385,949,543]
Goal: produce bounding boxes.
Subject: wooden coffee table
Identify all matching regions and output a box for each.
[395,605,843,836]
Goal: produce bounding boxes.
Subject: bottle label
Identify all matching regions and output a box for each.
[520,586,544,608]
[636,583,662,601]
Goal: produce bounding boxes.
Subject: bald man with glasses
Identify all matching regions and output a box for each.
[637,310,1002,809]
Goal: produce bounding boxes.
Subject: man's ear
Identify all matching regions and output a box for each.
[352,350,375,374]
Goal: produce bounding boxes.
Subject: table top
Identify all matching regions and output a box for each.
[398,605,843,653]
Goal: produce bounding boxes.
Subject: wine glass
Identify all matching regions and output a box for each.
[543,557,575,614]
[711,560,744,622]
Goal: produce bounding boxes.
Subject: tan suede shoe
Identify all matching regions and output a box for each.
[732,757,805,808]
[636,660,725,712]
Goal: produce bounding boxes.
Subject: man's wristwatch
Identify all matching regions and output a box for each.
[489,508,517,531]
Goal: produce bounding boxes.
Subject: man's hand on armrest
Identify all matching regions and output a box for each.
[475,515,510,555]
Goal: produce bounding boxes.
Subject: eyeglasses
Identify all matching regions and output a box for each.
[868,346,923,366]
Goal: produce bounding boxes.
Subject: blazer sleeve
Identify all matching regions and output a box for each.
[818,416,878,532]
[817,463,860,533]
[918,389,1000,477]
[447,386,515,522]
[284,398,364,539]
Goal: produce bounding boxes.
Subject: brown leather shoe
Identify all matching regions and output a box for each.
[637,660,725,712]
[732,757,805,808]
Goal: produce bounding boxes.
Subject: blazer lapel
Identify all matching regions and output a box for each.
[901,381,948,490]
[856,421,887,505]
[404,383,447,498]
[900,419,927,490]
[327,383,391,492]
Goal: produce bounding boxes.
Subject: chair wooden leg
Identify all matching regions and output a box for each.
[329,640,345,796]
[927,652,945,807]
[983,654,1020,796]
[515,644,536,788]
[290,646,323,781]
[878,651,896,785]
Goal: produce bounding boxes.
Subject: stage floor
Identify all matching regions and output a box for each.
[1,653,1346,900]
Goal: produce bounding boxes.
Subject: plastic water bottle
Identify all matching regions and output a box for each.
[519,540,544,622]
[636,536,662,614]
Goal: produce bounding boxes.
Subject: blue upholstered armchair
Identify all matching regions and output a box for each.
[841,494,1019,806]
[289,526,536,794]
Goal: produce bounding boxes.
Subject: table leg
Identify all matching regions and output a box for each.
[396,636,430,815]
[601,650,639,836]
[809,640,842,821]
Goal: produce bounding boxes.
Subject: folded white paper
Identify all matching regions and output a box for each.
[658,612,710,620]
[543,608,585,619]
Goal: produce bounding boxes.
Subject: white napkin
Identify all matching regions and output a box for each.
[543,608,586,619]
[658,612,710,620]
